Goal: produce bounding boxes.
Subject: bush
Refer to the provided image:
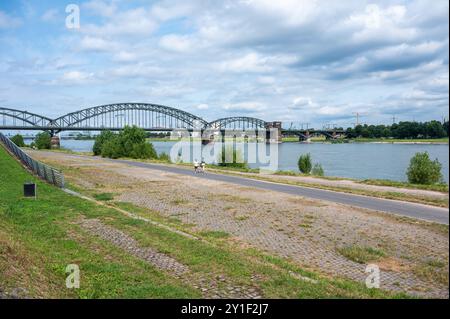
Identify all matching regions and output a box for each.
[312,163,325,176]
[101,136,122,159]
[298,153,312,174]
[217,145,248,169]
[10,134,25,147]
[407,152,443,185]
[35,132,51,149]
[93,130,115,155]
[130,142,158,159]
[158,152,171,162]
[97,126,158,160]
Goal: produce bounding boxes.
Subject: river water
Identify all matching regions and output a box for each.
[57,139,449,183]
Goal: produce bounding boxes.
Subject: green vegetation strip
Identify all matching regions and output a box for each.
[0,145,411,298]
[200,169,449,208]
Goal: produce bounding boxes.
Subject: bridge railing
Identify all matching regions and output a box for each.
[0,133,65,188]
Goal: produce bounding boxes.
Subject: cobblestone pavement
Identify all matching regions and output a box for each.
[79,218,263,299]
[28,152,450,298]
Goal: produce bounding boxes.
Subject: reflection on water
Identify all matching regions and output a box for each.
[56,139,449,183]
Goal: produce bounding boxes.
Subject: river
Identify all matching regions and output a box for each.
[55,139,449,183]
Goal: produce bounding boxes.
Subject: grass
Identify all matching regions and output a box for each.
[198,230,231,239]
[352,137,449,144]
[0,145,414,298]
[413,259,449,286]
[338,246,386,264]
[93,192,115,201]
[210,170,449,208]
[359,179,448,193]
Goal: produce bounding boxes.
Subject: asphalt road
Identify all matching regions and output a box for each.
[112,159,449,225]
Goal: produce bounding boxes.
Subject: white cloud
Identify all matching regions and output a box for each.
[82,8,158,36]
[0,11,22,28]
[41,9,58,22]
[60,71,95,84]
[159,34,194,53]
[196,103,209,110]
[79,36,119,52]
[112,51,137,62]
[223,102,266,112]
[290,97,314,110]
[83,0,118,17]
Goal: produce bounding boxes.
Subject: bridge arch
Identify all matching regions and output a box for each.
[0,107,52,127]
[51,103,208,130]
[206,117,267,130]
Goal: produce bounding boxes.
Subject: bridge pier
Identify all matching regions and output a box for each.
[50,135,61,149]
[265,122,282,143]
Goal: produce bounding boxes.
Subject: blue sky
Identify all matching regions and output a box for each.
[0,0,448,127]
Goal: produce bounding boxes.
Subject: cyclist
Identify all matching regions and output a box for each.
[193,159,199,173]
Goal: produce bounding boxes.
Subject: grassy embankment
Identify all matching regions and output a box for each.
[0,145,411,298]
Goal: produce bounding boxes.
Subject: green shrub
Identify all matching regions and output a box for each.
[97,126,158,160]
[298,153,312,174]
[406,152,443,185]
[312,163,325,176]
[158,152,171,162]
[129,142,158,159]
[217,145,248,169]
[101,136,122,159]
[35,132,51,149]
[10,134,25,147]
[93,130,115,155]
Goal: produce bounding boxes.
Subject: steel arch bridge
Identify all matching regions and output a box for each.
[0,107,53,128]
[0,104,270,133]
[206,117,267,130]
[0,103,211,132]
[51,103,208,131]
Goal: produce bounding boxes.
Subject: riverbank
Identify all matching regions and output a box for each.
[1,145,414,299]
[26,147,449,207]
[17,148,449,298]
[143,136,449,144]
[351,137,449,144]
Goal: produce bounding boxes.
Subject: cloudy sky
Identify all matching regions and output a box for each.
[0,0,448,127]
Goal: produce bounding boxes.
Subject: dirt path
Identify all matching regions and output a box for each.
[28,151,449,298]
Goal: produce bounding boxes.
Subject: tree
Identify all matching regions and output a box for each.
[443,121,449,136]
[10,134,25,147]
[35,132,51,149]
[424,120,446,138]
[98,126,158,160]
[298,153,312,174]
[93,130,115,155]
[406,152,443,185]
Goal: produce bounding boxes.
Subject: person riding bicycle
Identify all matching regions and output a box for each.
[193,159,199,173]
[200,159,206,173]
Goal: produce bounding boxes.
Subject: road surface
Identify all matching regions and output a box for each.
[111,158,449,225]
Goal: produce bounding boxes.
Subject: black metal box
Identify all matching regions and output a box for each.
[24,182,36,198]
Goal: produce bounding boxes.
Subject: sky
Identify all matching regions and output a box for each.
[0,0,448,128]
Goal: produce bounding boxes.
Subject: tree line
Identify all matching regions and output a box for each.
[345,120,449,139]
